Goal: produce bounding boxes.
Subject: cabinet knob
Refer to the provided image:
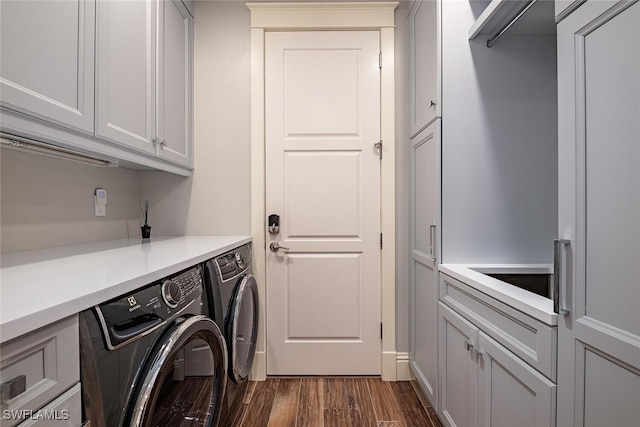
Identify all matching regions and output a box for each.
[464,341,473,351]
[429,100,436,107]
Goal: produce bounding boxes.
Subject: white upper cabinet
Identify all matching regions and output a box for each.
[0,0,95,134]
[95,0,157,155]
[95,0,193,167]
[156,0,193,167]
[409,0,440,138]
[1,0,192,173]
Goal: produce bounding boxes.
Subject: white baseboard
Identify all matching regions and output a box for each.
[251,350,266,381]
[396,352,411,380]
[252,350,409,381]
[382,350,397,380]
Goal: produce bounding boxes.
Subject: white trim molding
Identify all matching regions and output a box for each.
[248,2,397,29]
[248,2,398,381]
[396,352,411,381]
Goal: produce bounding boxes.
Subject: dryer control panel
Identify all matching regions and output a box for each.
[214,244,252,282]
[96,266,203,350]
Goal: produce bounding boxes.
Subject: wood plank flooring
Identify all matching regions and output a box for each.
[227,378,442,427]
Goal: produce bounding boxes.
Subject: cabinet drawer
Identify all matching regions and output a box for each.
[1,316,79,427]
[440,274,556,381]
[17,383,82,427]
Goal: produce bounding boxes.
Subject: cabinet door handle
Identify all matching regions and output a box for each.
[1,375,26,404]
[464,341,473,351]
[429,225,437,261]
[471,348,483,361]
[553,239,571,316]
[429,100,436,107]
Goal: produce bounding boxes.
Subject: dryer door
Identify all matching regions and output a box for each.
[129,315,227,427]
[225,274,259,384]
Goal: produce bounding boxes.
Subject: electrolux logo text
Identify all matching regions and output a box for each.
[2,409,70,421]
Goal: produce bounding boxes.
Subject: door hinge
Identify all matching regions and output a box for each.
[379,52,382,69]
[380,233,383,250]
[374,141,382,160]
[380,323,383,340]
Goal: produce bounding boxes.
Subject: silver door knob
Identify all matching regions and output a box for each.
[269,242,290,252]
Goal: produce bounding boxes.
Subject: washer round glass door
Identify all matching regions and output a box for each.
[129,315,227,427]
[225,274,259,384]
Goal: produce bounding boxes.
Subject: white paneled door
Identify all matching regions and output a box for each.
[557,2,640,426]
[265,31,381,375]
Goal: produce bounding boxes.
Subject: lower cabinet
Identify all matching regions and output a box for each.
[439,302,478,427]
[439,303,556,427]
[477,333,555,427]
[0,316,81,427]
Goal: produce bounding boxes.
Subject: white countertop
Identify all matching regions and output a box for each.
[439,264,558,325]
[0,236,251,343]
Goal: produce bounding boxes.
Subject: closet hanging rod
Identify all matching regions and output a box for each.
[0,133,118,168]
[486,0,537,48]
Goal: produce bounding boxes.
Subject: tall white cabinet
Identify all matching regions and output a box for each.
[409,0,441,410]
[556,1,640,426]
[410,120,440,407]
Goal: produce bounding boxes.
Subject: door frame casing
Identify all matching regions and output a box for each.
[248,1,399,381]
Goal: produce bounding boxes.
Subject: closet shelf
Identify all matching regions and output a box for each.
[468,0,556,40]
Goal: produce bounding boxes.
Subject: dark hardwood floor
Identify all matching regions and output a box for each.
[226,378,442,427]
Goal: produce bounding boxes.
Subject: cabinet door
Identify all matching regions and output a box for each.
[408,0,440,138]
[410,120,441,407]
[95,0,156,154]
[0,0,95,133]
[156,0,193,167]
[0,316,79,427]
[477,333,556,427]
[439,303,478,427]
[557,2,640,426]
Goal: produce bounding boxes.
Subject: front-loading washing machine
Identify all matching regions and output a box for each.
[80,265,227,426]
[203,243,259,425]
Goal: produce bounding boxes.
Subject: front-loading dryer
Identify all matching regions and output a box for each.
[203,243,259,425]
[80,265,227,427]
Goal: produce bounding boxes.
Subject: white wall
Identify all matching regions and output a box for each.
[441,0,558,263]
[138,1,251,236]
[0,149,140,253]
